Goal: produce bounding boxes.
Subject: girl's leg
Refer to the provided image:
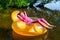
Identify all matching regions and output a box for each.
[38,18,53,29]
[40,18,51,26]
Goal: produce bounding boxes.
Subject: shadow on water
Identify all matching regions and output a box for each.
[0,8,60,40]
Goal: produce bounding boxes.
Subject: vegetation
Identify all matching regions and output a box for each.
[0,0,34,8]
[0,0,53,11]
[0,5,3,11]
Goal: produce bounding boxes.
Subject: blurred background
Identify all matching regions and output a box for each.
[0,0,60,40]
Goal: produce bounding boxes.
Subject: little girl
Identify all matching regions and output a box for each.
[17,11,55,29]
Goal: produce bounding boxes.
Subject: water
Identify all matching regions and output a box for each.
[0,8,60,40]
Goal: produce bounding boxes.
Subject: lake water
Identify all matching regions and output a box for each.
[0,8,60,40]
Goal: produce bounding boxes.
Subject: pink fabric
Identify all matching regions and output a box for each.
[17,11,34,24]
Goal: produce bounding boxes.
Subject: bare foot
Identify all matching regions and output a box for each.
[47,25,56,29]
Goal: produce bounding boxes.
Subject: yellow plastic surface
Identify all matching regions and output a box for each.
[11,10,48,36]
[12,21,47,36]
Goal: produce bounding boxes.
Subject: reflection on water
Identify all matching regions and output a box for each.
[0,8,60,40]
[12,31,48,40]
[0,28,12,40]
